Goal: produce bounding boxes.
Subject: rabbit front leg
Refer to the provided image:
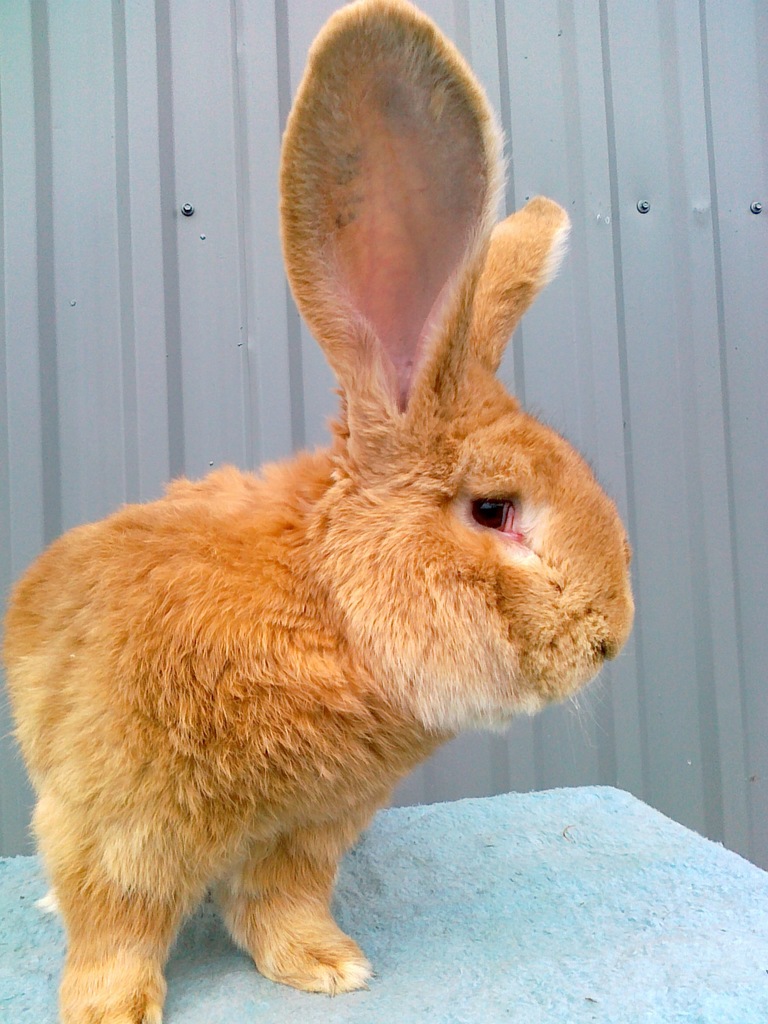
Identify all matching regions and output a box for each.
[217,819,372,995]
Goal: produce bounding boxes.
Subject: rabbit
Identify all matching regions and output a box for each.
[2,0,633,1021]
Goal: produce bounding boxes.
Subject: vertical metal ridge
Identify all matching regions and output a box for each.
[31,0,61,545]
[556,0,590,451]
[230,0,256,469]
[112,0,139,502]
[494,0,526,406]
[0,57,9,585]
[656,0,725,845]
[154,0,185,478]
[493,0,515,215]
[1,1,49,851]
[598,0,649,802]
[453,0,471,59]
[274,0,305,450]
[1,4,44,851]
[697,0,754,861]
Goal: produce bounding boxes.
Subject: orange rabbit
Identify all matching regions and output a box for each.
[3,1,633,1021]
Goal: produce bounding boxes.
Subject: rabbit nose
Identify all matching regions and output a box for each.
[596,636,620,661]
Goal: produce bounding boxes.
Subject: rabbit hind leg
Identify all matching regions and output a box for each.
[34,794,188,1024]
[55,873,182,1024]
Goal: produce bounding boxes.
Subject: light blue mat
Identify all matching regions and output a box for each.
[1,787,767,1023]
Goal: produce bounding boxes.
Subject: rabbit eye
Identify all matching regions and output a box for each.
[471,499,514,532]
[466,497,528,545]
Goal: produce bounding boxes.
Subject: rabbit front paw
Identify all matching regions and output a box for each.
[254,926,372,995]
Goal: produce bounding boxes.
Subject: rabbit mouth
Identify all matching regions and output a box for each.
[516,649,604,707]
[514,605,627,704]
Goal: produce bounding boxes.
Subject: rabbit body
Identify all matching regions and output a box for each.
[2,1,633,1020]
[5,454,440,1012]
[7,456,437,831]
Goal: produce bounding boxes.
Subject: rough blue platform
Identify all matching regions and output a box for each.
[1,787,767,1023]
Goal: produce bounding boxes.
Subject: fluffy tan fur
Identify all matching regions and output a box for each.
[2,2,633,1021]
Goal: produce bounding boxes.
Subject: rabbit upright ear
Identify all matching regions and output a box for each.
[280,0,501,415]
[469,197,570,374]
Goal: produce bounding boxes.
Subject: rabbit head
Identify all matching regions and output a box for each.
[281,0,633,733]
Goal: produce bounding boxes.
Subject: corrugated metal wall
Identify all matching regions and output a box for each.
[1,0,765,867]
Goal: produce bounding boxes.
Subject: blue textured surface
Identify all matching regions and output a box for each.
[1,787,767,1023]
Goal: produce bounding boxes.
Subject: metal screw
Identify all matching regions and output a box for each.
[181,203,195,217]
[637,200,650,214]
[751,201,763,215]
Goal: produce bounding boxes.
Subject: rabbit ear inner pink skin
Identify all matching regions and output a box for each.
[281,0,502,423]
[3,0,634,1018]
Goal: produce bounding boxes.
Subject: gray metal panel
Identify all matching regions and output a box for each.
[47,2,127,528]
[703,0,768,866]
[603,0,750,846]
[120,0,172,501]
[235,0,295,465]
[0,0,46,855]
[0,0,765,867]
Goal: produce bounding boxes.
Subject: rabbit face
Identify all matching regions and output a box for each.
[454,403,634,719]
[456,382,633,649]
[318,375,633,734]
